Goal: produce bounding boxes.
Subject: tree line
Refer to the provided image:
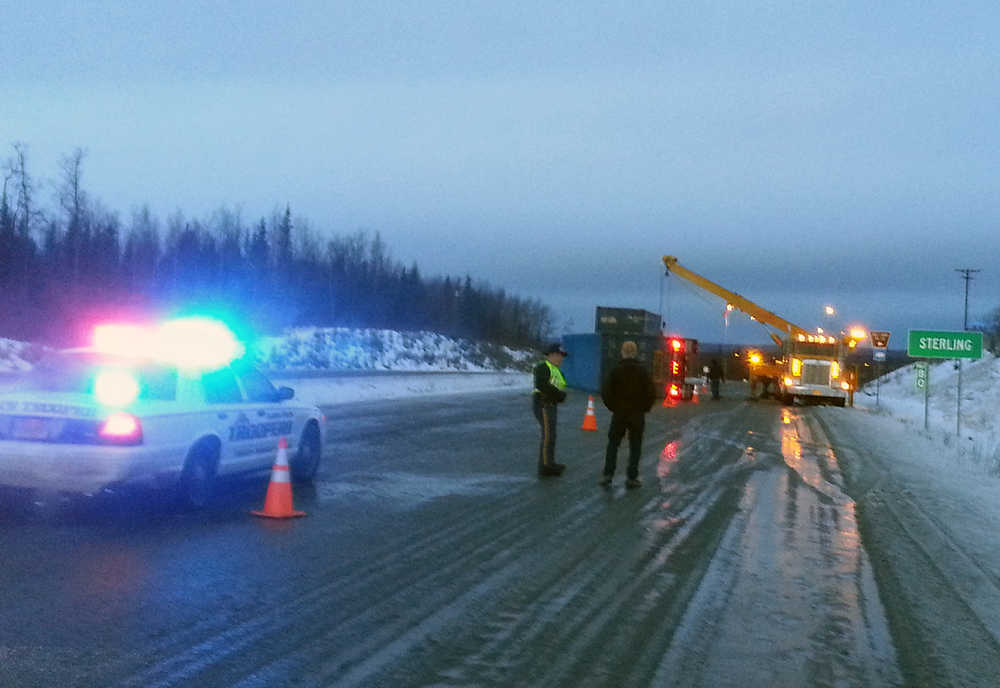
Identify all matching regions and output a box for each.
[0,145,554,348]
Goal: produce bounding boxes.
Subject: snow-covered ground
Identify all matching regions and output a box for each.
[256,327,533,373]
[256,327,537,403]
[0,338,38,373]
[0,328,536,401]
[852,352,1000,477]
[270,370,531,406]
[813,353,1000,681]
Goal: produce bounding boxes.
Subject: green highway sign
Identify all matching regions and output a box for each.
[915,361,928,390]
[907,329,983,359]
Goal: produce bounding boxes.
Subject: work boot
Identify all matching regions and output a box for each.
[598,475,613,487]
[538,464,564,477]
[625,478,642,489]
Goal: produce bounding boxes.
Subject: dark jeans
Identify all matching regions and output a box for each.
[532,397,558,469]
[710,379,721,399]
[603,412,645,480]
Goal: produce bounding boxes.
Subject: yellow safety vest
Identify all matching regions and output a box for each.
[534,360,567,394]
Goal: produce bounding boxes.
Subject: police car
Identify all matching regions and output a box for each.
[0,318,324,507]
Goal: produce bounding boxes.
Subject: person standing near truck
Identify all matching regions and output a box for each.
[599,340,656,489]
[532,343,569,477]
[708,358,725,400]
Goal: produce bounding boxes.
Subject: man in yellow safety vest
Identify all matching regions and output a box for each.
[532,342,569,477]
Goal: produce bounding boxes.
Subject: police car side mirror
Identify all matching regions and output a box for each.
[276,386,295,401]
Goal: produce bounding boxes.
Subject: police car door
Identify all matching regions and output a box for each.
[233,366,295,470]
[200,366,260,474]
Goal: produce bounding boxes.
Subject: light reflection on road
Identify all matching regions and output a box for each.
[657,440,679,478]
[656,406,899,686]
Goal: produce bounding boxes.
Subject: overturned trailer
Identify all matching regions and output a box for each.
[560,307,698,400]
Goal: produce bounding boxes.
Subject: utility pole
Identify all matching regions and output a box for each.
[956,269,980,330]
[955,268,980,438]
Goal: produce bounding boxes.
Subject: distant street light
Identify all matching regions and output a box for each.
[823,304,836,335]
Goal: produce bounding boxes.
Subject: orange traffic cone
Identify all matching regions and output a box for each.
[581,395,598,431]
[663,383,680,407]
[692,384,699,403]
[252,438,306,519]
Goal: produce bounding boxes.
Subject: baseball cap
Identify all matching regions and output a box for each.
[544,342,569,356]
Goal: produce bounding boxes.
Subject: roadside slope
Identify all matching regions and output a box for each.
[816,407,1000,687]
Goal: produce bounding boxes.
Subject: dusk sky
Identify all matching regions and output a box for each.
[4,2,999,347]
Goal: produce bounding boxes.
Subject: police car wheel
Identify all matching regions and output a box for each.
[291,424,321,482]
[178,448,218,509]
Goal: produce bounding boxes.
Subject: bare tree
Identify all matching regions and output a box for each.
[8,143,43,241]
[57,147,88,280]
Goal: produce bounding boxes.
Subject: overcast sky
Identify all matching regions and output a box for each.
[3,1,999,347]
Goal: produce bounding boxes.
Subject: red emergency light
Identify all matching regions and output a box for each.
[668,384,681,398]
[98,412,143,445]
[669,338,684,353]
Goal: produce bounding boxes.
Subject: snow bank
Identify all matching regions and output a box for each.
[272,372,531,406]
[0,328,537,403]
[256,328,533,372]
[855,352,1000,475]
[0,338,40,373]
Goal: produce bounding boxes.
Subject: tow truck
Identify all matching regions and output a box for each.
[662,256,862,406]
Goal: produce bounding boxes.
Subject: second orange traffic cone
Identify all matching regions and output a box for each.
[252,437,306,519]
[581,395,598,431]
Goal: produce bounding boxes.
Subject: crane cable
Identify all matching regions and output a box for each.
[663,270,783,341]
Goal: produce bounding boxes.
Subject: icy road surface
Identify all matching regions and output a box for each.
[3,386,997,686]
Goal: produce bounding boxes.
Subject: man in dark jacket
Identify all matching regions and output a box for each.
[532,342,569,477]
[599,341,656,488]
[708,358,725,400]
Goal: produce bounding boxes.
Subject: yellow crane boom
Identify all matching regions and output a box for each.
[662,255,812,342]
[662,254,854,406]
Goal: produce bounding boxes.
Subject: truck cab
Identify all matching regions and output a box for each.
[778,335,850,406]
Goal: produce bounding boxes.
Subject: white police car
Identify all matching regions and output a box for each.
[0,318,324,507]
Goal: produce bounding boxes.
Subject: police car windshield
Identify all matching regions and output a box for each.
[21,352,178,401]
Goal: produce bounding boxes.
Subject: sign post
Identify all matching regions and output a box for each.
[907,330,983,436]
[870,331,890,408]
[914,361,929,430]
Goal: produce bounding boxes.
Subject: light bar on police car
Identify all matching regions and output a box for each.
[92,317,245,372]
